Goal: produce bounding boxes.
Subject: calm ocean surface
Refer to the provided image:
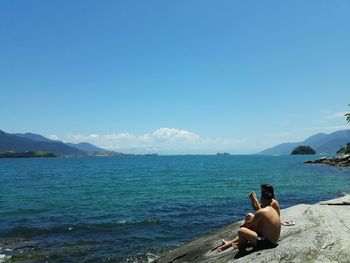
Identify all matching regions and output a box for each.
[1,155,349,262]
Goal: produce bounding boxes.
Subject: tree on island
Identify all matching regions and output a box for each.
[345,105,350,123]
[337,143,350,156]
[337,105,350,156]
[291,145,316,155]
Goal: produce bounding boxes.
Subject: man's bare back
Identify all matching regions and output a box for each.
[256,206,281,244]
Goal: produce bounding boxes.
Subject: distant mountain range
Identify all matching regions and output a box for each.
[259,129,350,155]
[3,129,349,156]
[0,130,120,156]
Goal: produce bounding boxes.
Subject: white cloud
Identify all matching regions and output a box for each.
[152,128,200,141]
[48,134,59,140]
[63,128,247,154]
[105,133,136,141]
[72,133,100,141]
[88,134,100,139]
[72,134,85,141]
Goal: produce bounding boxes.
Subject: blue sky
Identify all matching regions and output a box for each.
[1,1,350,154]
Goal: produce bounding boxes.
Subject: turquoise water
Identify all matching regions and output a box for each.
[0,155,349,262]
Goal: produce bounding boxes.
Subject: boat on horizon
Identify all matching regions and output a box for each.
[216,152,230,155]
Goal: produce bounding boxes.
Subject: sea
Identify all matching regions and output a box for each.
[1,155,349,262]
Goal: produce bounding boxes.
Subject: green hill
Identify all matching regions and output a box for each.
[0,130,84,155]
[291,145,316,155]
[259,130,350,155]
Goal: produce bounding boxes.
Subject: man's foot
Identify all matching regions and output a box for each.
[217,239,232,252]
[232,242,240,249]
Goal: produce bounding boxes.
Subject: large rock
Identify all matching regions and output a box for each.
[305,155,350,167]
[153,195,350,263]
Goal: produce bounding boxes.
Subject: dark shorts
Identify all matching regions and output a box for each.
[256,232,277,250]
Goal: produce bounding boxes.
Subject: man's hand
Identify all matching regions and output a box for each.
[249,191,261,211]
[249,191,257,201]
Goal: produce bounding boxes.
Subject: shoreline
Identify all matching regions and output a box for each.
[305,154,350,167]
[153,194,350,262]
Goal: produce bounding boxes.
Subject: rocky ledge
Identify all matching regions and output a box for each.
[304,154,350,167]
[153,195,350,263]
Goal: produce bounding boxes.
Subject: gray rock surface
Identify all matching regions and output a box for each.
[153,195,350,263]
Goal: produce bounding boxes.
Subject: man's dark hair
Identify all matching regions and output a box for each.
[261,184,275,199]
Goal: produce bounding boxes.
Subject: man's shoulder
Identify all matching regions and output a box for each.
[272,198,279,204]
[271,199,280,207]
[259,206,275,213]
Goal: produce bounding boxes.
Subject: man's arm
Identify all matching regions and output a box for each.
[249,192,261,211]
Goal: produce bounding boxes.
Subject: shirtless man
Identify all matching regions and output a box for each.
[218,184,280,251]
[236,205,281,250]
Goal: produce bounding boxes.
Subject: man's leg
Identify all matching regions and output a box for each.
[237,227,258,249]
[218,213,255,251]
[242,213,258,232]
[217,239,234,251]
[245,213,254,222]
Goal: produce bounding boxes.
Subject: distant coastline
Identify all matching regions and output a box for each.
[0,151,56,158]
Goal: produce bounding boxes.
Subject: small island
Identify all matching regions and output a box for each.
[0,151,56,158]
[291,145,316,155]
